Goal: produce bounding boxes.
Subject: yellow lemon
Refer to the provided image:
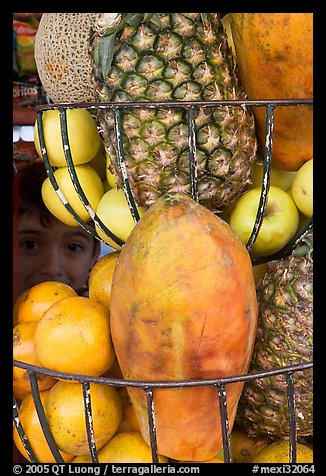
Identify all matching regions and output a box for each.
[34,108,100,167]
[95,188,146,250]
[253,440,313,463]
[41,164,104,226]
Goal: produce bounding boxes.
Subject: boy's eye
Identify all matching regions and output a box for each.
[21,240,38,250]
[67,243,84,252]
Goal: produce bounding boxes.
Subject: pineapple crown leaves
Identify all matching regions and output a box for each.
[93,13,221,82]
[94,13,162,81]
[93,13,141,81]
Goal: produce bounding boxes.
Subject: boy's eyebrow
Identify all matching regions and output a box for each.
[19,228,45,234]
[62,230,94,241]
[19,228,93,242]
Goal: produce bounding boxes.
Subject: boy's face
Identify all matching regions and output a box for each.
[16,212,100,296]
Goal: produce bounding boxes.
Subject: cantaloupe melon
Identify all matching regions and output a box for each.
[34,13,98,103]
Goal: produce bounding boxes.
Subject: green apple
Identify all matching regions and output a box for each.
[229,186,299,258]
[34,108,101,167]
[250,161,296,191]
[95,188,146,250]
[291,159,313,217]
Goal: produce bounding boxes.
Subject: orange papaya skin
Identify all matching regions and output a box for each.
[230,13,313,171]
[110,192,258,461]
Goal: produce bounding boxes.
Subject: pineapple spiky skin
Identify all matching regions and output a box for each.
[91,13,257,212]
[236,230,313,438]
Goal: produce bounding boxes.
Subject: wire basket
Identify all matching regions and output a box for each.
[13,98,313,464]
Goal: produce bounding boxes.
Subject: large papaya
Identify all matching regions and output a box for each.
[110,192,258,461]
[230,13,313,171]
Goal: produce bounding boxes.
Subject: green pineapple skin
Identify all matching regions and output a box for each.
[91,13,257,212]
[236,231,313,438]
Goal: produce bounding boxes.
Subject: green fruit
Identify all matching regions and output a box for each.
[251,162,296,191]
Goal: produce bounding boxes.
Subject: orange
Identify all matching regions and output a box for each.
[88,251,120,310]
[117,387,140,433]
[230,425,269,463]
[13,321,57,401]
[71,432,169,463]
[13,390,73,463]
[178,456,224,463]
[102,357,124,379]
[71,454,93,463]
[17,281,76,323]
[45,380,123,455]
[13,289,29,327]
[34,296,115,377]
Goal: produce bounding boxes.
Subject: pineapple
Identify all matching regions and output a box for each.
[91,13,257,212]
[236,229,313,438]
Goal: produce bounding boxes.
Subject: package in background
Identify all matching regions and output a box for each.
[13,80,50,108]
[13,17,39,77]
[13,30,19,76]
[13,138,40,168]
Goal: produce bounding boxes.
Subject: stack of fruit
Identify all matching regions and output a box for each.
[13,264,167,463]
[13,12,313,464]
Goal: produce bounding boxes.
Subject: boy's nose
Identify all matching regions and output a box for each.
[41,248,65,280]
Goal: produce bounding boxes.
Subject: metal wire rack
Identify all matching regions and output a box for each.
[13,98,313,464]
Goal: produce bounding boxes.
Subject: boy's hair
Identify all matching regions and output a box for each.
[18,159,54,227]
